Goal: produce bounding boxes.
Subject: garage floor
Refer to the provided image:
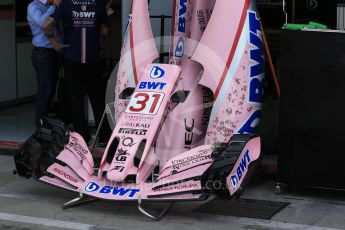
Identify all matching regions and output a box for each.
[1,104,345,230]
[1,155,345,230]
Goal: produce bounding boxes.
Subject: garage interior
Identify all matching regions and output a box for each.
[1,0,345,229]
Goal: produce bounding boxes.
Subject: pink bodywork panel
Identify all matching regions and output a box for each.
[191,0,264,144]
[39,176,78,192]
[56,149,91,181]
[155,0,216,167]
[114,0,159,121]
[47,163,84,188]
[171,0,216,62]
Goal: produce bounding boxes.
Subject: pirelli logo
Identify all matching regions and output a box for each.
[118,128,147,136]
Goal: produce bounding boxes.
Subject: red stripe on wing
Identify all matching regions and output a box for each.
[214,0,251,99]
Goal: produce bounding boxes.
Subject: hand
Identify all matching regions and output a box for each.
[54,43,69,53]
[50,38,68,52]
[53,0,62,6]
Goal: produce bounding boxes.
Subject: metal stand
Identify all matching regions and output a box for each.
[63,192,98,210]
[138,196,173,221]
[90,103,116,148]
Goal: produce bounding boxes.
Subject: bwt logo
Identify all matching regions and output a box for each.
[238,110,261,134]
[139,82,167,90]
[150,66,165,79]
[175,0,187,58]
[248,11,265,105]
[85,182,140,198]
[237,11,265,135]
[230,150,252,189]
[177,0,187,33]
[72,11,96,18]
[175,37,185,58]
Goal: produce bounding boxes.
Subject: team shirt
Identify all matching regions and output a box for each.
[51,0,109,63]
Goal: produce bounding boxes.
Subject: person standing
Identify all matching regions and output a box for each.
[28,0,63,127]
[44,0,111,143]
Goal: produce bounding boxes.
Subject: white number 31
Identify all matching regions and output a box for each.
[126,92,165,115]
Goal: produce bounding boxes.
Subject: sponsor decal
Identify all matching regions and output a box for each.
[184,119,194,150]
[72,0,96,5]
[154,182,199,193]
[237,11,265,134]
[121,137,136,147]
[139,82,167,90]
[66,136,88,164]
[119,128,147,136]
[113,166,125,172]
[150,66,165,79]
[124,115,154,121]
[230,150,251,189]
[72,10,96,27]
[73,20,95,26]
[201,88,213,126]
[85,182,140,198]
[237,110,261,134]
[174,0,187,58]
[171,150,211,170]
[72,11,95,18]
[52,168,78,183]
[196,9,213,33]
[175,37,185,58]
[177,0,187,33]
[115,148,129,162]
[248,11,264,105]
[121,122,150,128]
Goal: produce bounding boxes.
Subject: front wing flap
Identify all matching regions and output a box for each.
[14,118,260,201]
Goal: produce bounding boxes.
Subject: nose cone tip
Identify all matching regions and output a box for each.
[106,170,126,182]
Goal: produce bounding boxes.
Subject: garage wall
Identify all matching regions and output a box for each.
[17,42,36,98]
[0,2,16,103]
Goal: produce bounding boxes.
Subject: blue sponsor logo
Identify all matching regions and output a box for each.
[175,0,187,58]
[177,0,187,33]
[139,82,167,90]
[85,182,140,198]
[248,11,265,104]
[238,110,261,134]
[175,37,185,58]
[230,150,251,189]
[150,66,165,79]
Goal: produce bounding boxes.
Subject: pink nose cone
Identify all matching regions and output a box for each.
[106,169,128,182]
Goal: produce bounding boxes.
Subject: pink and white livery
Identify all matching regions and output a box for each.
[14,0,265,220]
